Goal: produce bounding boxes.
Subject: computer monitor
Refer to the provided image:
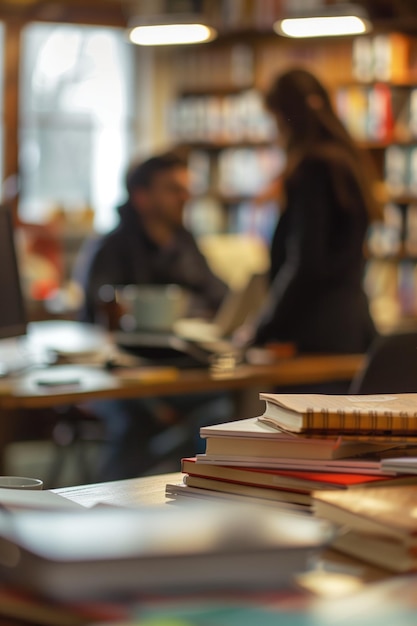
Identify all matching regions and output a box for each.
[0,205,27,339]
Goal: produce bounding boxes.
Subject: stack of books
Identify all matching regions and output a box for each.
[166,393,417,512]
[313,485,417,572]
[0,502,333,599]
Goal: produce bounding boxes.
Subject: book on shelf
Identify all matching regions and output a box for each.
[313,485,417,572]
[182,457,417,493]
[200,417,405,461]
[258,393,417,434]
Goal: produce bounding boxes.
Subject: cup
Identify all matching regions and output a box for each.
[0,476,43,490]
[115,284,189,332]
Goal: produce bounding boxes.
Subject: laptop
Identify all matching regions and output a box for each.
[114,273,268,365]
[173,272,268,344]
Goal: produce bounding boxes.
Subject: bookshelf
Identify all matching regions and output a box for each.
[167,35,356,239]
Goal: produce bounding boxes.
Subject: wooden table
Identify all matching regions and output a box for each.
[0,320,365,475]
[0,320,365,410]
[55,471,182,507]
[0,353,364,410]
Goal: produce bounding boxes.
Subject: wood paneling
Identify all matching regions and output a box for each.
[0,1,129,27]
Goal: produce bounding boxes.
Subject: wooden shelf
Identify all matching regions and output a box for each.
[366,251,417,262]
[176,139,273,151]
[178,86,255,98]
[389,194,417,205]
[337,79,417,89]
[359,138,417,150]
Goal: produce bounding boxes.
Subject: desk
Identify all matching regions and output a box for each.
[0,320,364,475]
[0,320,364,410]
[55,471,182,507]
[0,355,364,410]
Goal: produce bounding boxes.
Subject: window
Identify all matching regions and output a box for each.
[20,23,135,231]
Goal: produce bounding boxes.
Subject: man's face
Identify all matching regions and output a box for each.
[132,166,190,228]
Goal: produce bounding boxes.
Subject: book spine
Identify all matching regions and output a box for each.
[305,409,417,432]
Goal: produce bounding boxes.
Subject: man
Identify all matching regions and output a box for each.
[77,152,227,324]
[75,152,232,481]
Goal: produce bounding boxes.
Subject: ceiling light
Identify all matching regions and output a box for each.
[274,4,371,39]
[129,18,217,46]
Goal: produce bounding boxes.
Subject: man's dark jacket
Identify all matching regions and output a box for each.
[75,202,228,323]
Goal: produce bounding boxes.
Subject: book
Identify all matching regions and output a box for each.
[313,485,417,572]
[184,474,312,506]
[313,485,417,542]
[258,393,417,434]
[165,482,309,514]
[195,455,396,474]
[381,457,417,474]
[0,504,332,599]
[332,530,416,573]
[200,418,401,461]
[0,488,83,511]
[182,457,417,493]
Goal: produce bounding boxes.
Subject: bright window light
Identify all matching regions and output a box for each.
[129,23,216,46]
[275,15,370,38]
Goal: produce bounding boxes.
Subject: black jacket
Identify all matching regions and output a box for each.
[254,153,376,353]
[75,202,228,323]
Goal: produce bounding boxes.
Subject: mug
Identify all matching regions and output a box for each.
[115,284,189,332]
[0,476,43,490]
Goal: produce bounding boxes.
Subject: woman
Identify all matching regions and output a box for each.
[248,68,377,353]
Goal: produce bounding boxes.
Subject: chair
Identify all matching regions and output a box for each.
[349,331,417,394]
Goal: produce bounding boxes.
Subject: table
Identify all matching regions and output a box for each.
[0,320,365,475]
[0,320,364,410]
[55,471,182,507]
[0,353,364,410]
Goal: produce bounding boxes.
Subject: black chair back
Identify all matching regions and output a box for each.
[349,331,417,394]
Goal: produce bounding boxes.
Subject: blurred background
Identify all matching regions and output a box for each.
[1,0,417,330]
[3,0,417,482]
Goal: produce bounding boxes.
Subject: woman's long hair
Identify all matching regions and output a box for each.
[265,68,380,221]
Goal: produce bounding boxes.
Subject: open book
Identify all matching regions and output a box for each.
[259,393,417,434]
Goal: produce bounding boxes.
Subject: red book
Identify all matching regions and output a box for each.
[181,457,417,494]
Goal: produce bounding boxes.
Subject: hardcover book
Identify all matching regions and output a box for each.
[184,474,312,506]
[182,457,417,493]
